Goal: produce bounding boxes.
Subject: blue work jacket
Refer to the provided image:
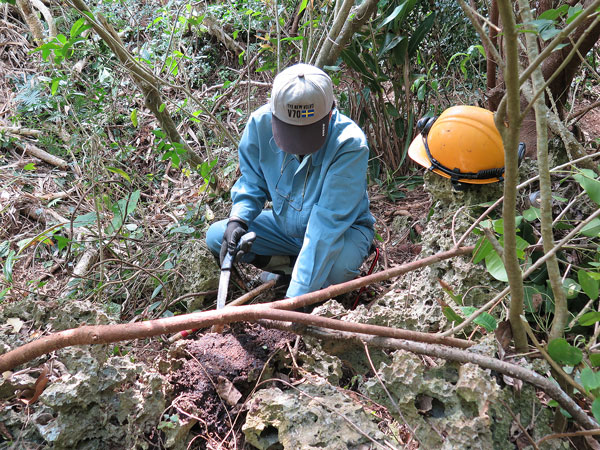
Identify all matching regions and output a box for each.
[230,104,375,297]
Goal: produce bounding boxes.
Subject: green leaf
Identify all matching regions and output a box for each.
[379,2,411,29]
[566,5,583,24]
[563,278,581,299]
[441,286,463,306]
[573,169,600,205]
[523,207,541,222]
[106,167,131,182]
[378,34,406,58]
[580,218,600,238]
[130,109,138,127]
[72,212,98,228]
[151,284,163,300]
[442,306,464,324]
[579,270,599,300]
[590,354,600,367]
[473,236,493,264]
[159,103,166,113]
[23,163,36,171]
[579,312,600,327]
[408,12,436,56]
[540,25,560,41]
[547,338,582,366]
[54,235,70,252]
[340,50,377,88]
[2,250,16,283]
[581,368,600,391]
[492,218,504,234]
[51,78,60,96]
[298,0,309,15]
[460,306,497,332]
[70,17,87,38]
[593,399,600,424]
[168,225,195,234]
[538,7,565,21]
[107,190,140,234]
[485,251,507,282]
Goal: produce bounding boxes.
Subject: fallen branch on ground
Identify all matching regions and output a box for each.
[0,305,471,373]
[258,322,599,431]
[0,126,42,137]
[0,246,473,371]
[13,142,68,169]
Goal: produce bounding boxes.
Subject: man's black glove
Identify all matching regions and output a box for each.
[220,219,248,266]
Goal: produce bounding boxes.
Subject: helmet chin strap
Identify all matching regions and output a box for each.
[421,133,505,182]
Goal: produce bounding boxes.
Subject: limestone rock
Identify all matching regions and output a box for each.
[361,349,566,449]
[173,238,220,311]
[0,346,166,449]
[243,378,387,450]
[297,337,343,384]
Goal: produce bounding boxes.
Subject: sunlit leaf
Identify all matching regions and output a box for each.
[130,109,138,127]
[107,167,131,182]
[485,251,507,282]
[298,0,309,15]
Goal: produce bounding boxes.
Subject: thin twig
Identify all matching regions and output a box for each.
[497,398,540,450]
[521,319,592,402]
[536,429,600,446]
[363,342,420,445]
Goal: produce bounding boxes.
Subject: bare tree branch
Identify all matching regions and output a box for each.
[258,322,600,431]
[0,246,473,372]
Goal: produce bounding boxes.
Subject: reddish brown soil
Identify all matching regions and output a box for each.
[167,323,294,442]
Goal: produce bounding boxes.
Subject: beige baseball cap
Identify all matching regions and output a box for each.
[270,63,334,155]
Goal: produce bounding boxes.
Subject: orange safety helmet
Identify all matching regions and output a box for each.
[408,105,525,185]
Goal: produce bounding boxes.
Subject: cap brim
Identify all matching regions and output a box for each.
[408,133,502,184]
[272,113,330,155]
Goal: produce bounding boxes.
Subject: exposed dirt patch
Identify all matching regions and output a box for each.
[167,323,294,442]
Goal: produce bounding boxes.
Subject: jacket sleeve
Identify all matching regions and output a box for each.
[229,116,268,225]
[286,141,370,297]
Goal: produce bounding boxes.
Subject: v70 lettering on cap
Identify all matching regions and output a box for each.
[287,103,315,119]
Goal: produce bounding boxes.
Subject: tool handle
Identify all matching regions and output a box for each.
[238,232,257,254]
[221,232,257,270]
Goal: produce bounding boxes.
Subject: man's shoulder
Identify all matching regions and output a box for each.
[250,104,272,122]
[331,110,368,147]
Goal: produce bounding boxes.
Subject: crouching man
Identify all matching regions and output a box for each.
[206,63,374,299]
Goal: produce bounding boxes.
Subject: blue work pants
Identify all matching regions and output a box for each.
[206,210,371,290]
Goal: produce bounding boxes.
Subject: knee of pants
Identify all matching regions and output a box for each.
[327,258,361,286]
[326,227,373,286]
[205,219,228,256]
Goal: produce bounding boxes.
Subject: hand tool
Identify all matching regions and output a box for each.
[216,231,256,310]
